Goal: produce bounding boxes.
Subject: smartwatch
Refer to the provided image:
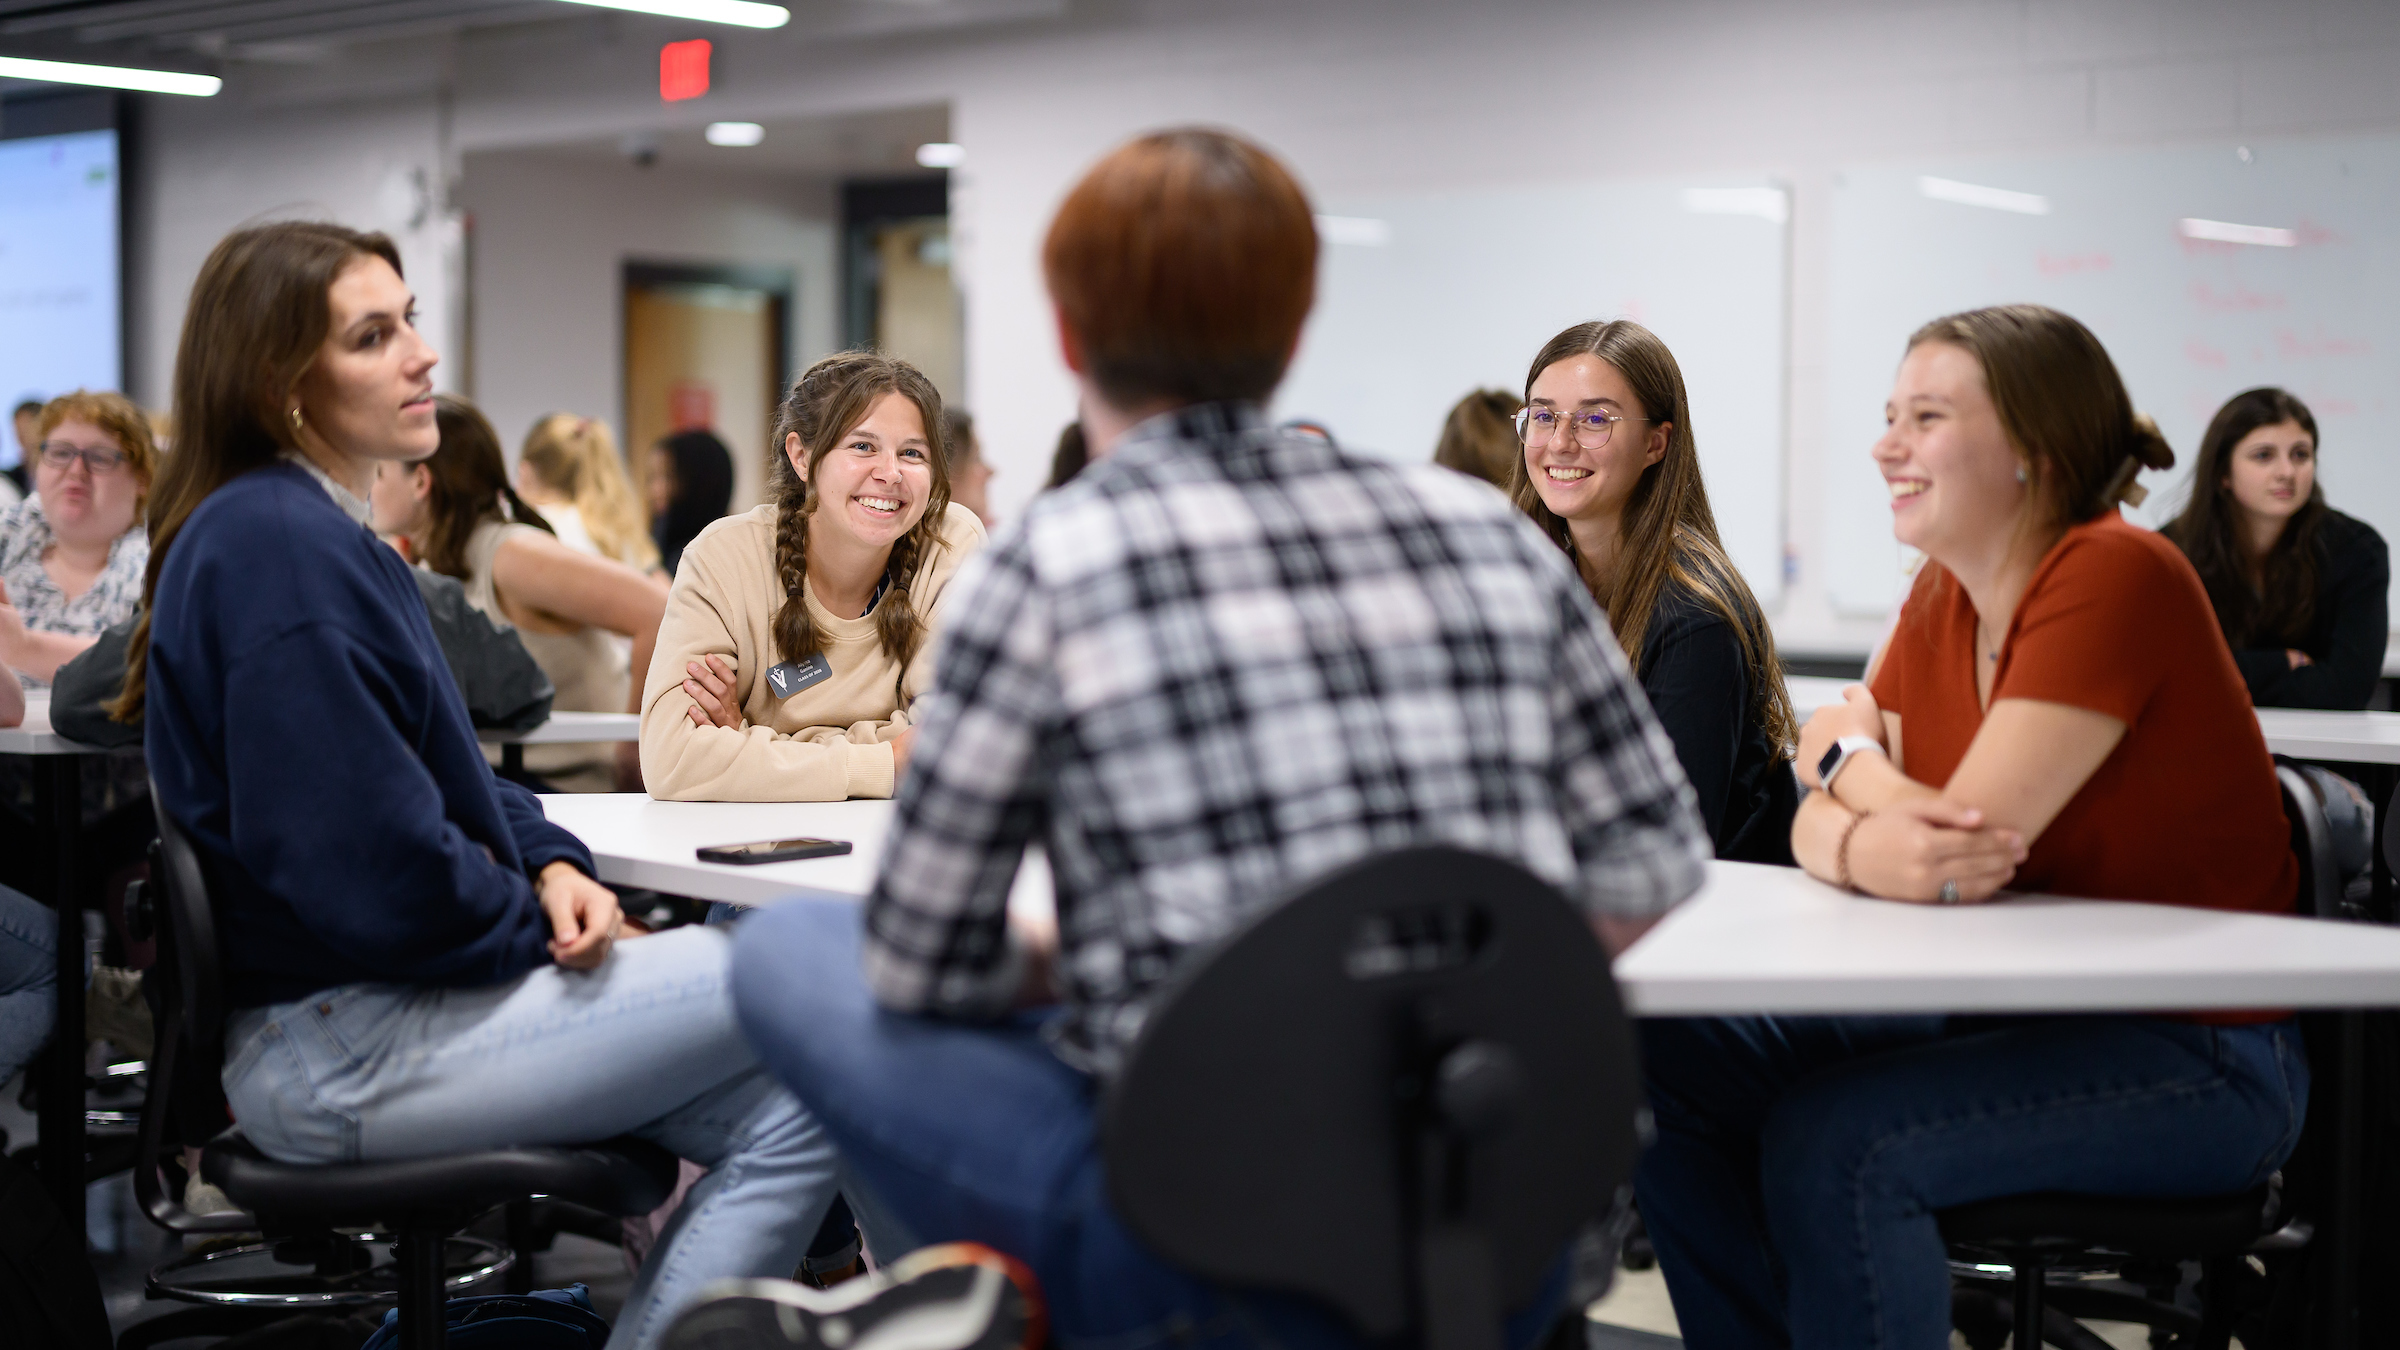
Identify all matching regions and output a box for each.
[1816,735,1884,794]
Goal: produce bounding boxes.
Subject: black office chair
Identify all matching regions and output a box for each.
[1937,765,2338,1350]
[125,787,680,1350]
[1101,846,1644,1350]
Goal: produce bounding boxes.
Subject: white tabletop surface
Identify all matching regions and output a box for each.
[479,711,641,746]
[538,795,2400,1016]
[1786,676,2400,768]
[537,793,1054,915]
[0,693,108,756]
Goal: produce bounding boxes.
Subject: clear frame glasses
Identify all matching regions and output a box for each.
[37,441,127,475]
[1514,406,1649,450]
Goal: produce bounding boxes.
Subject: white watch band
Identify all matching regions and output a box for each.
[1820,735,1884,793]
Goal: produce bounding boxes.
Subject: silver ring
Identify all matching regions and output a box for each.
[1938,879,1961,905]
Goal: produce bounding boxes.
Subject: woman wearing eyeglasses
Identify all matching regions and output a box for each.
[1513,320,1799,863]
[0,390,155,685]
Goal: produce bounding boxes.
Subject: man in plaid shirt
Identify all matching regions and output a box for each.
[719,129,1707,1350]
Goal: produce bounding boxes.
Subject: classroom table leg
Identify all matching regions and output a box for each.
[503,742,524,777]
[2316,1009,2364,1350]
[34,755,83,1244]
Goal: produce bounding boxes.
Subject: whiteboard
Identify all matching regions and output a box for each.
[1276,177,1789,606]
[0,129,119,471]
[1824,137,2400,619]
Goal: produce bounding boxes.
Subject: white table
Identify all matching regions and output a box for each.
[480,711,640,776]
[536,795,2400,1016]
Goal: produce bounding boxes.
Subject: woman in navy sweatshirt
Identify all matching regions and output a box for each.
[121,222,840,1350]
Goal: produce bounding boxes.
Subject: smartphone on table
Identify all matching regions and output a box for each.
[695,837,853,865]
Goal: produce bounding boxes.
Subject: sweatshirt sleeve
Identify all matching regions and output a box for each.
[2240,521,2390,710]
[493,775,596,877]
[638,531,895,802]
[223,618,553,986]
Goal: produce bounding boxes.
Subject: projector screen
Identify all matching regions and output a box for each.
[0,126,120,472]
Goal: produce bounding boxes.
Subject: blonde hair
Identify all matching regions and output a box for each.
[520,414,660,571]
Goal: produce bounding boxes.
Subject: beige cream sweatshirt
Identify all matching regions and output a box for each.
[639,501,986,801]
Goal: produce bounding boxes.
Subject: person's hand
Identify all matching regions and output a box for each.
[0,580,25,667]
[1795,683,1885,789]
[888,725,916,777]
[1847,797,2026,904]
[538,860,623,969]
[612,740,644,792]
[683,655,743,730]
[2286,649,2314,671]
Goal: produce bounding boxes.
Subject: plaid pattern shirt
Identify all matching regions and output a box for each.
[863,402,1708,1072]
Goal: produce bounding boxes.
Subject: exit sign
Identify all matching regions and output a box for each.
[660,39,710,102]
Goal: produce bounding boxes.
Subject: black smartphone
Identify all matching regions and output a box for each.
[695,837,853,865]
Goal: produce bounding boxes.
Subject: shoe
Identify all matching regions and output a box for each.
[667,1243,1045,1350]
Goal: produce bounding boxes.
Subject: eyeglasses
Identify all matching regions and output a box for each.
[1515,407,1650,450]
[38,441,127,475]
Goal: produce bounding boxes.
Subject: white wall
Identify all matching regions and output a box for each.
[129,0,2400,653]
[455,150,839,460]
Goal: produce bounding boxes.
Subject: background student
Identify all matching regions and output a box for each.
[370,397,669,791]
[517,412,666,575]
[649,428,734,576]
[2161,386,2389,710]
[941,407,997,526]
[1432,386,1519,488]
[1642,306,2305,1350]
[1513,320,1800,864]
[0,389,155,685]
[129,221,839,1350]
[638,351,983,802]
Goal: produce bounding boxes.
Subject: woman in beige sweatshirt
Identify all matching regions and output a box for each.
[640,352,985,801]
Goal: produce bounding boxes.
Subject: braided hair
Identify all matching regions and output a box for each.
[769,352,953,695]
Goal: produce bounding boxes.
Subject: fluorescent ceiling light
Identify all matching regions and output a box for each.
[1681,187,1788,224]
[705,121,764,146]
[1917,176,2050,216]
[915,142,965,169]
[2178,217,2297,248]
[0,55,218,96]
[1315,214,1391,247]
[558,0,788,28]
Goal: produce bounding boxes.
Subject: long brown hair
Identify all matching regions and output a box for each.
[416,395,555,581]
[521,413,659,571]
[115,222,402,722]
[1509,320,1797,756]
[769,352,953,693]
[1905,305,2174,531]
[2160,386,2324,648]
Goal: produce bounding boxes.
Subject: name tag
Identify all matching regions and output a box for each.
[764,653,834,699]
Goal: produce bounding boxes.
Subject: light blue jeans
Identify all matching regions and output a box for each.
[0,883,57,1086]
[222,925,839,1350]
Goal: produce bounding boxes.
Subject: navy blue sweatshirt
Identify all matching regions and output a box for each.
[145,461,594,1010]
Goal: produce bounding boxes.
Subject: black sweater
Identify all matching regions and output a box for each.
[1636,582,1799,865]
[2227,509,2389,710]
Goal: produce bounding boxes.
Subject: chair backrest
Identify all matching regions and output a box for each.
[2275,763,2338,920]
[133,778,251,1234]
[1100,846,1643,1350]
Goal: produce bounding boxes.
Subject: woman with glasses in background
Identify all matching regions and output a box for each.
[1513,320,1800,863]
[0,390,155,684]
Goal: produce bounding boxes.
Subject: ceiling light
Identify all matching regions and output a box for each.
[560,0,788,29]
[705,121,764,146]
[2178,217,2297,248]
[1917,176,2050,215]
[1314,214,1391,246]
[0,55,219,96]
[1681,187,1788,224]
[915,142,965,169]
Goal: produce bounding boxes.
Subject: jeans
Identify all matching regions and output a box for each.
[730,900,1567,1350]
[1634,1014,2311,1350]
[222,925,840,1350]
[0,884,57,1086]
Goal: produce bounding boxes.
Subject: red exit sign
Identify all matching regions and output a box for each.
[660,39,710,102]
